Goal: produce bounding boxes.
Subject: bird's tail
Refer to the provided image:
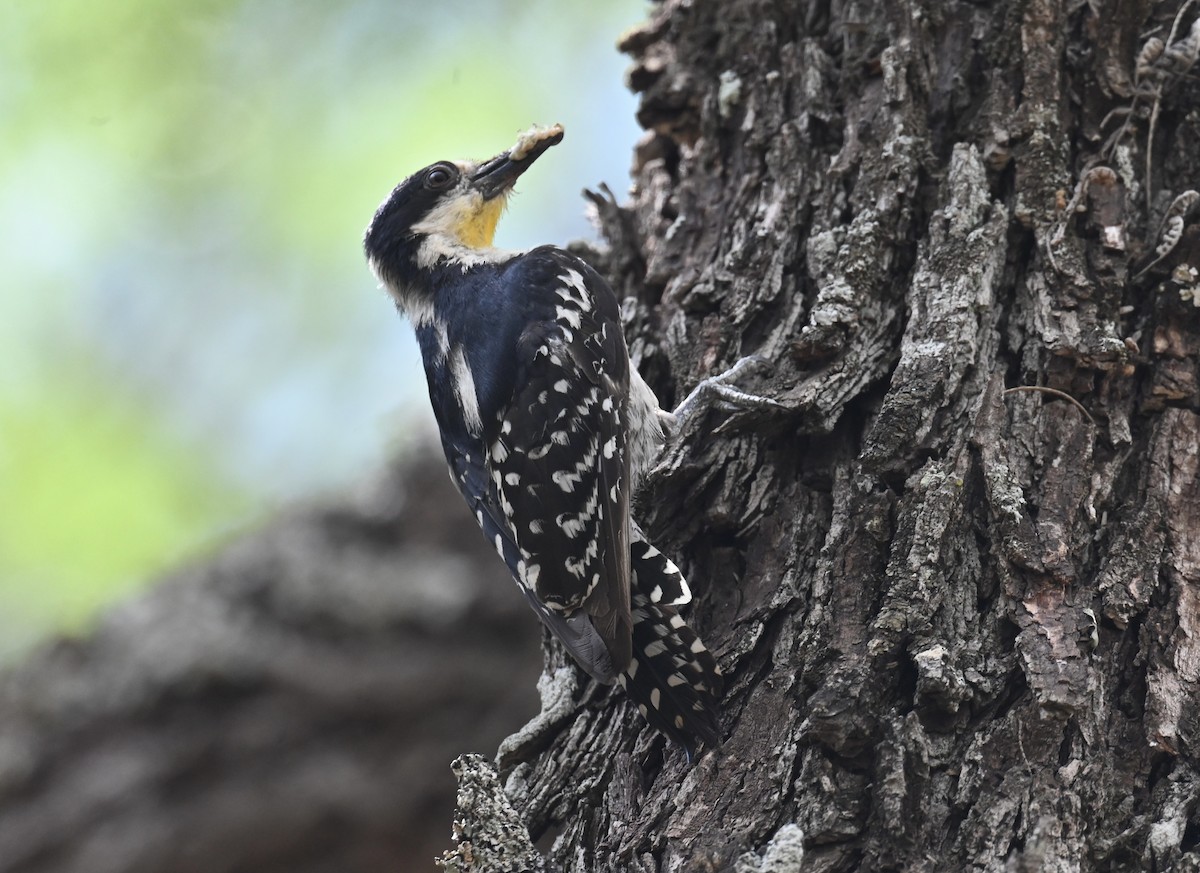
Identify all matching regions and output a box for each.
[616,539,723,759]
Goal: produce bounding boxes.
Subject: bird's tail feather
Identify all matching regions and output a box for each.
[616,587,723,759]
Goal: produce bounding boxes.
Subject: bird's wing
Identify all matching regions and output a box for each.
[442,434,621,682]
[484,249,633,675]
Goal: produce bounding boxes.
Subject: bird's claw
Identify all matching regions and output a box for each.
[669,355,785,427]
[643,356,786,486]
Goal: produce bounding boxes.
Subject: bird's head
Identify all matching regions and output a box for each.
[364,123,564,298]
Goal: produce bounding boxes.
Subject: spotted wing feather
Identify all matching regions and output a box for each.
[486,255,633,675]
[442,437,619,682]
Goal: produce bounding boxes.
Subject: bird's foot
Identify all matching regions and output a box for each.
[646,356,784,485]
[661,355,784,439]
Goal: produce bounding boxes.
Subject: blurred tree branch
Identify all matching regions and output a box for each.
[0,445,540,873]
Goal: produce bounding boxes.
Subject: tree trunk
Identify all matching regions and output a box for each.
[5,2,1200,872]
[470,1,1200,870]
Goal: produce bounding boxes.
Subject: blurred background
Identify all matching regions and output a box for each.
[0,0,646,660]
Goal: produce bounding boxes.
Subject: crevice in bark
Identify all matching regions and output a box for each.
[4,1,1200,871]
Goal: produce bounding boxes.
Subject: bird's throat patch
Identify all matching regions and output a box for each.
[456,194,506,248]
[412,189,512,268]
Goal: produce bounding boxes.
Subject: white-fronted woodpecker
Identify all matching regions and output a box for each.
[363,125,735,758]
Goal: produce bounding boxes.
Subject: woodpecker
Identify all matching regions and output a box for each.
[364,124,722,757]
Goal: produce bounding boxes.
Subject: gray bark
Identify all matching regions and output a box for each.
[4,1,1200,872]
[486,0,1200,870]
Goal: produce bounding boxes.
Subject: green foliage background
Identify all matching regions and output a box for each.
[0,0,645,657]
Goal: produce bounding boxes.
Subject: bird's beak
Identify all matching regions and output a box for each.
[471,124,564,200]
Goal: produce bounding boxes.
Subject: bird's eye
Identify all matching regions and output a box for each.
[425,166,456,189]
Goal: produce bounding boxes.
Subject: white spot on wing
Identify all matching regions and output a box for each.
[552,469,581,492]
[558,269,592,311]
[557,514,585,538]
[556,305,582,329]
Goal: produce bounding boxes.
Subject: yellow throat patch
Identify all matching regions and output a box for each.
[455,192,507,248]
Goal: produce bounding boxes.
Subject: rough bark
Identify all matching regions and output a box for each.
[486,1,1200,871]
[5,2,1200,872]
